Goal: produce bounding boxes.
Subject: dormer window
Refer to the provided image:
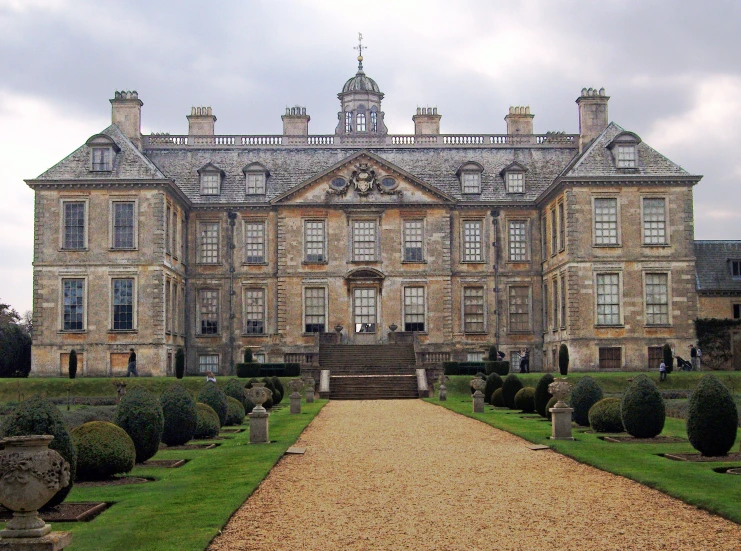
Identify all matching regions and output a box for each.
[243,162,269,195]
[731,260,741,279]
[457,162,484,194]
[607,131,642,169]
[198,163,224,195]
[86,134,120,172]
[500,162,527,193]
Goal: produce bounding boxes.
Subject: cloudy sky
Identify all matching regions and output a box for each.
[1,0,739,314]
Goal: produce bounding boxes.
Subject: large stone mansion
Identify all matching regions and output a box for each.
[26,55,741,376]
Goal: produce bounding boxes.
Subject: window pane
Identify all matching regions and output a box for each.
[92,148,111,171]
[403,220,424,262]
[643,198,667,245]
[463,221,482,262]
[594,198,618,245]
[199,223,219,264]
[560,276,567,328]
[304,221,326,262]
[199,355,219,373]
[63,279,84,330]
[463,287,485,333]
[244,289,265,334]
[64,202,85,249]
[245,222,265,264]
[507,172,524,193]
[345,112,353,133]
[199,290,219,334]
[353,221,376,261]
[596,274,620,325]
[404,287,425,332]
[552,279,559,330]
[165,205,171,254]
[112,202,134,249]
[645,273,669,325]
[304,288,325,333]
[558,202,565,251]
[356,113,366,132]
[616,145,636,168]
[246,173,265,194]
[200,173,220,195]
[112,278,133,330]
[551,208,558,254]
[370,110,377,132]
[462,173,480,194]
[354,288,376,333]
[508,221,527,261]
[509,286,530,332]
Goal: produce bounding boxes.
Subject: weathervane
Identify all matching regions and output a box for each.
[353,32,365,70]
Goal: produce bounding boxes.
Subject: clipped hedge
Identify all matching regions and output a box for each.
[686,374,739,456]
[160,383,198,446]
[224,379,248,408]
[514,387,536,413]
[236,362,259,378]
[443,362,459,375]
[1,396,77,508]
[71,421,135,480]
[197,382,228,426]
[502,374,524,409]
[621,374,666,438]
[484,373,503,403]
[491,388,505,407]
[534,374,555,418]
[225,396,246,426]
[485,361,510,376]
[570,376,604,427]
[588,398,624,433]
[114,387,164,463]
[195,402,220,439]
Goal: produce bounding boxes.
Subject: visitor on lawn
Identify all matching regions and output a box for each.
[205,371,216,383]
[659,360,667,382]
[690,344,698,370]
[127,348,138,377]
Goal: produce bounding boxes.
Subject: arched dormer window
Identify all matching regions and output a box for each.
[242,162,270,195]
[500,162,528,194]
[198,163,225,195]
[456,162,484,194]
[370,106,378,132]
[86,134,120,172]
[607,131,642,169]
[356,105,367,132]
[345,111,353,133]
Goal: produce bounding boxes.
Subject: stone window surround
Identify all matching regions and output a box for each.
[196,287,220,336]
[58,274,87,333]
[642,269,672,327]
[593,267,624,327]
[507,284,532,334]
[108,198,138,250]
[402,284,427,333]
[197,220,221,265]
[540,212,547,259]
[243,162,269,195]
[86,134,119,172]
[401,218,426,264]
[198,164,224,196]
[560,273,567,329]
[460,218,486,264]
[59,197,89,251]
[461,284,487,334]
[349,216,380,263]
[607,131,642,170]
[640,195,671,247]
[552,277,560,332]
[198,353,220,374]
[591,195,622,247]
[506,218,530,263]
[243,219,267,265]
[542,280,548,334]
[550,206,558,257]
[109,273,137,332]
[302,283,329,336]
[558,200,566,253]
[303,218,328,264]
[457,162,484,195]
[242,286,267,336]
[505,171,525,194]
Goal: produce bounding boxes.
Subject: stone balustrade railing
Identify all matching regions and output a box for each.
[284,353,318,366]
[418,351,451,364]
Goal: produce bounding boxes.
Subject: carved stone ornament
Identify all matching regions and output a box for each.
[437,373,449,386]
[303,376,315,388]
[548,379,572,407]
[470,378,486,393]
[0,435,71,539]
[246,383,272,413]
[287,378,304,394]
[351,163,376,196]
[326,176,350,196]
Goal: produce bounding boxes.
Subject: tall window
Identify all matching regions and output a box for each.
[596,274,620,325]
[352,221,376,261]
[594,198,619,245]
[403,220,424,262]
[552,279,559,330]
[63,202,85,250]
[246,173,266,194]
[461,173,481,194]
[165,280,171,332]
[616,145,636,168]
[199,355,219,374]
[111,278,133,330]
[404,287,425,332]
[541,213,547,257]
[198,290,219,335]
[543,283,548,331]
[354,288,376,333]
[643,198,667,245]
[558,202,565,251]
[112,202,135,249]
[345,111,353,133]
[173,210,179,258]
[560,275,567,328]
[62,279,84,331]
[304,221,326,262]
[506,172,524,193]
[199,222,219,264]
[645,273,669,325]
[200,173,220,195]
[463,287,485,333]
[181,218,186,260]
[356,112,366,132]
[165,204,171,254]
[244,221,265,264]
[91,148,112,171]
[244,289,265,334]
[304,288,325,333]
[508,221,527,261]
[463,220,483,262]
[508,286,530,332]
[734,304,740,319]
[370,109,378,132]
[551,207,558,255]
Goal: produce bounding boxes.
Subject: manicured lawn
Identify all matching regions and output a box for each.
[428,377,741,525]
[56,400,324,551]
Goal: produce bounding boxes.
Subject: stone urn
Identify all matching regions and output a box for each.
[287,379,303,415]
[548,379,572,408]
[547,379,575,441]
[388,323,398,332]
[246,383,272,414]
[438,374,449,401]
[303,377,315,403]
[0,435,70,539]
[470,377,486,413]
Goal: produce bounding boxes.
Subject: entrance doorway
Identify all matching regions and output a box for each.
[353,288,377,343]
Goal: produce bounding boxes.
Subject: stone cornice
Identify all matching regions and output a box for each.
[697,289,741,297]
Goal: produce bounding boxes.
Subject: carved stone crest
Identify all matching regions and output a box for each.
[351,163,376,196]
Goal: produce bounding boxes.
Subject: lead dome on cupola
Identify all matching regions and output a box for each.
[342,64,381,93]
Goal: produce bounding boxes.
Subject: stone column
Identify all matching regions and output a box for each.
[548,379,575,440]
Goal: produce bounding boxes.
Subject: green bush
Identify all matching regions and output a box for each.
[514,387,536,413]
[443,362,459,375]
[175,348,185,379]
[1,396,77,507]
[267,377,284,405]
[621,374,666,438]
[570,376,603,426]
[588,398,624,433]
[559,344,569,376]
[114,387,164,463]
[534,374,555,418]
[285,363,301,377]
[236,362,260,378]
[491,388,505,407]
[487,345,497,361]
[546,396,559,420]
[243,348,253,363]
[71,421,135,480]
[224,379,248,408]
[271,376,284,402]
[686,374,739,456]
[502,374,523,409]
[663,343,674,374]
[485,361,510,376]
[194,403,220,439]
[484,373,503,403]
[160,383,197,446]
[225,396,246,426]
[197,382,228,425]
[68,350,77,379]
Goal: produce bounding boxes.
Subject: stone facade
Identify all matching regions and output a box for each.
[26,62,732,376]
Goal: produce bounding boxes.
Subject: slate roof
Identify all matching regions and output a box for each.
[694,241,741,293]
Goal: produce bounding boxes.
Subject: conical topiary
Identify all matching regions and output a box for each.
[558,344,569,376]
[686,374,738,456]
[534,373,555,418]
[484,373,503,403]
[570,376,603,427]
[502,374,523,409]
[160,383,198,446]
[620,374,665,438]
[68,350,77,379]
[175,348,185,379]
[491,388,505,407]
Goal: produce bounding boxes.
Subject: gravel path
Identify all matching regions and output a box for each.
[209,400,741,551]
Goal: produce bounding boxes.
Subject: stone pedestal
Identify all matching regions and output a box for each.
[0,532,72,551]
[248,408,270,444]
[472,390,485,413]
[439,385,447,401]
[305,390,314,403]
[549,406,575,440]
[290,392,301,414]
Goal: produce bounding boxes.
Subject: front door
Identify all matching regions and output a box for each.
[353,288,378,343]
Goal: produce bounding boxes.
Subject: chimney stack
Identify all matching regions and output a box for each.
[188,106,216,137]
[110,91,143,149]
[282,106,310,145]
[576,87,609,151]
[505,106,534,135]
[413,107,441,135]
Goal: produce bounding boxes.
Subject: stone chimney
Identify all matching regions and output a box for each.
[576,87,609,151]
[188,106,216,137]
[413,107,441,135]
[505,106,534,135]
[282,106,310,145]
[110,91,143,149]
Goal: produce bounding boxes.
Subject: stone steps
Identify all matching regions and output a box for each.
[329,374,418,400]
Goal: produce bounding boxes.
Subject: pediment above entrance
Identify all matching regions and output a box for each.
[271,150,456,205]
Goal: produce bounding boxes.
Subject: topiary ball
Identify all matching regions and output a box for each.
[514,387,536,413]
[194,403,220,439]
[491,388,505,407]
[71,421,135,480]
[546,396,559,420]
[534,374,555,418]
[502,374,524,409]
[197,382,228,425]
[570,376,604,426]
[588,398,624,433]
[686,374,739,457]
[225,396,246,426]
[1,395,77,508]
[160,383,198,446]
[224,379,248,408]
[484,373,503,404]
[114,387,164,463]
[621,374,666,438]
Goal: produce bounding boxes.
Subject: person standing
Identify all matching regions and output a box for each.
[522,349,530,373]
[126,348,138,377]
[690,344,698,371]
[696,346,702,370]
[659,360,667,382]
